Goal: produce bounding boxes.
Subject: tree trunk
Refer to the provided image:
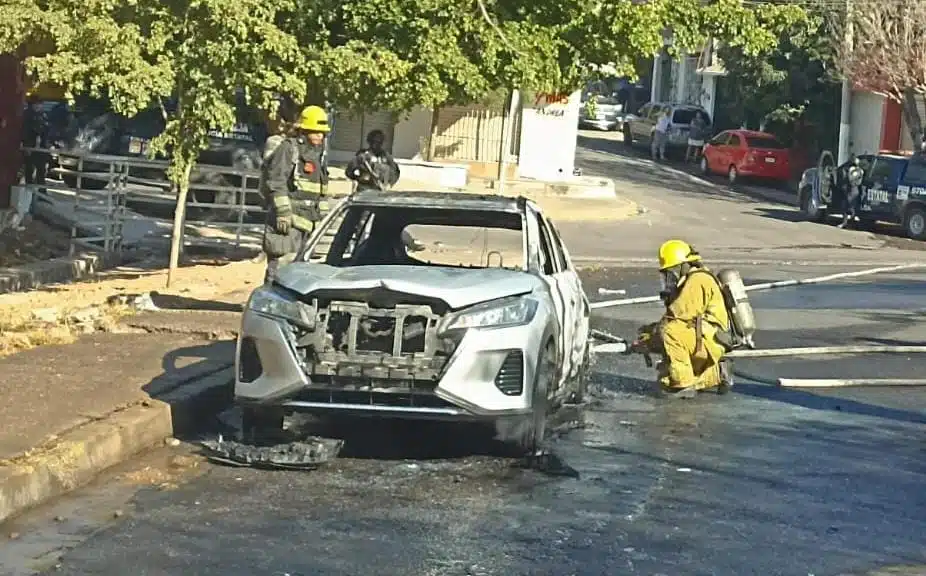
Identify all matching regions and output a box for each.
[901,88,923,150]
[166,159,193,288]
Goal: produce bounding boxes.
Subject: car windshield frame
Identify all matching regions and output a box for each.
[299,203,528,270]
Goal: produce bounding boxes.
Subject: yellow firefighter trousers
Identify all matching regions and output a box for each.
[659,318,724,390]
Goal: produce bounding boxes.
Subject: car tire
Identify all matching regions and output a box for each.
[727,165,738,185]
[699,156,710,175]
[241,405,285,445]
[567,344,591,404]
[903,205,926,240]
[800,185,827,223]
[518,338,556,455]
[623,124,633,147]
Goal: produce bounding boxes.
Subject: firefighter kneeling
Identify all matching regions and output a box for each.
[632,239,756,399]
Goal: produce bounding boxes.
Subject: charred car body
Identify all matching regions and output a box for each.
[235,190,591,452]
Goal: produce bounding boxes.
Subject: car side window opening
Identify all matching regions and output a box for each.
[710,132,729,146]
[532,212,557,275]
[545,218,569,272]
[903,158,926,185]
[727,134,742,147]
[868,158,894,185]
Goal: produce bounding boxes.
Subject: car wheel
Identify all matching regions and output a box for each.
[699,156,710,175]
[622,124,633,147]
[518,338,556,455]
[567,344,591,404]
[241,405,285,445]
[904,205,926,240]
[800,185,826,223]
[727,165,738,185]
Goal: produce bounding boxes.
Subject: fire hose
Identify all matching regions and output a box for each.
[590,331,926,388]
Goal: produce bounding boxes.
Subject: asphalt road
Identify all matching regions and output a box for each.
[563,129,926,264]
[6,263,926,576]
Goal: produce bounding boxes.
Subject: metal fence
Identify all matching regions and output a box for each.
[21,147,268,257]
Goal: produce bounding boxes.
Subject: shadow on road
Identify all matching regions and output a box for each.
[733,382,926,425]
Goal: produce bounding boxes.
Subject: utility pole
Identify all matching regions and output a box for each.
[837,0,854,164]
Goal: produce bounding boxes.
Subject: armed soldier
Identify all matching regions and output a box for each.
[260,105,330,281]
[836,154,864,230]
[345,129,400,192]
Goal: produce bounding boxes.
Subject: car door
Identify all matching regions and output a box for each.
[860,157,894,216]
[724,132,744,169]
[528,208,570,390]
[546,218,589,380]
[630,103,651,140]
[705,132,730,172]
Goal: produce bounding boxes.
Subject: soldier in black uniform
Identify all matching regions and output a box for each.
[260,105,330,281]
[346,129,400,191]
[836,154,864,229]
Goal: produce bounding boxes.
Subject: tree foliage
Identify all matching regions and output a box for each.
[714,2,838,146]
[0,0,305,285]
[0,0,809,283]
[829,0,926,145]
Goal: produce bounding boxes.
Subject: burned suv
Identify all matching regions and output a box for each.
[235,190,592,453]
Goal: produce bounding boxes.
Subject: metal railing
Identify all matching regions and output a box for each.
[20,147,269,257]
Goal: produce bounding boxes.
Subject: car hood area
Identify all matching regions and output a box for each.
[274,264,544,310]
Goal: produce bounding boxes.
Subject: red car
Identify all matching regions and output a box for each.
[699,129,791,185]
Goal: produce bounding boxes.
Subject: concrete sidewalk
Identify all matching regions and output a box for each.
[0,324,238,524]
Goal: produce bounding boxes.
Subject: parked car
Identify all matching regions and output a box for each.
[799,151,926,240]
[235,189,592,454]
[579,94,623,131]
[700,129,791,185]
[622,102,711,156]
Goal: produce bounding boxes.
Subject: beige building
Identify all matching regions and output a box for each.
[328,90,583,185]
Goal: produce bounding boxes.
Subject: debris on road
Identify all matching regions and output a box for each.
[200,435,344,470]
[516,449,580,479]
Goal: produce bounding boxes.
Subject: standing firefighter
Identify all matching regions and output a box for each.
[260,105,330,281]
[632,240,746,399]
[346,129,400,192]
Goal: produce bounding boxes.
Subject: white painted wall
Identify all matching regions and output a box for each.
[392,107,432,160]
[700,75,717,120]
[850,91,884,156]
[517,90,581,181]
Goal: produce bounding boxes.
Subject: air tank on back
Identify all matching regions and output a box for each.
[717,268,757,349]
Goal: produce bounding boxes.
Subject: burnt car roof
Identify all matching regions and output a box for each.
[347,189,527,213]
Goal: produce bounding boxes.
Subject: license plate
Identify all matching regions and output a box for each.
[764,157,776,163]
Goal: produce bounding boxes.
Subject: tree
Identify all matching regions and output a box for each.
[714,2,840,148]
[830,0,926,146]
[0,0,305,287]
[281,0,808,115]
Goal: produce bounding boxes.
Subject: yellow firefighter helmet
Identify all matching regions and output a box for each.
[295,105,330,133]
[658,239,702,270]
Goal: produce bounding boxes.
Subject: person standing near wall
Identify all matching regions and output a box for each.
[685,111,707,164]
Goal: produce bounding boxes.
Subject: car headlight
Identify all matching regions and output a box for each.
[439,296,539,333]
[247,288,316,328]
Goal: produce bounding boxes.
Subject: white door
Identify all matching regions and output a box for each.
[529,209,571,392]
[547,219,589,376]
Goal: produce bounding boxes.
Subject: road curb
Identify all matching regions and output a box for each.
[0,251,125,295]
[0,366,233,524]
